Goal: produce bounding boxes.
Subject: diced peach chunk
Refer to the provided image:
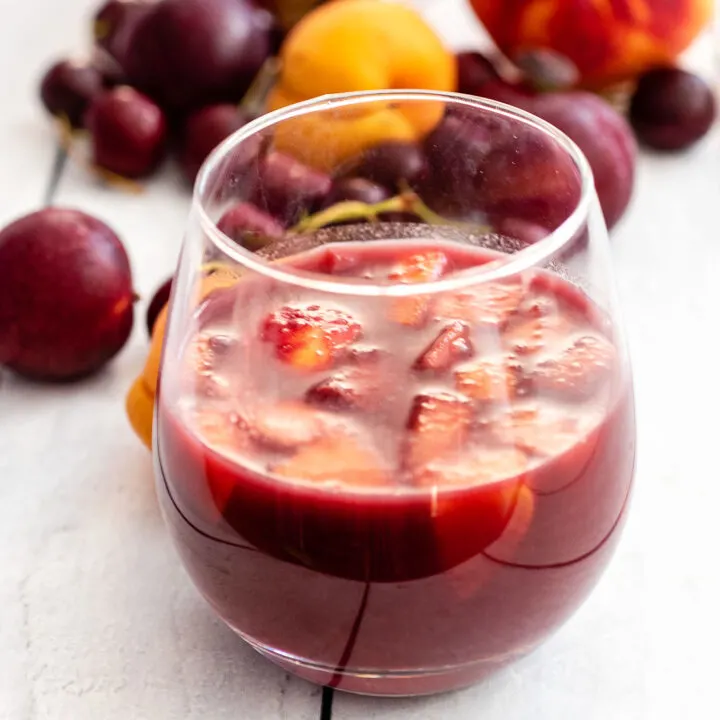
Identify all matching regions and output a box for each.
[416,445,528,488]
[414,321,474,372]
[306,367,385,411]
[194,409,250,452]
[434,281,525,328]
[404,392,473,468]
[503,313,575,356]
[489,406,581,457]
[533,334,616,399]
[248,401,328,450]
[388,251,449,284]
[262,304,362,370]
[455,356,523,402]
[388,251,449,327]
[283,326,333,370]
[272,435,388,487]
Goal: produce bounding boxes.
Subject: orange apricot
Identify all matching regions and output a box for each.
[269,0,456,169]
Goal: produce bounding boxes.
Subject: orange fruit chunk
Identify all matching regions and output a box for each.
[272,434,389,487]
[405,392,473,469]
[455,356,523,402]
[534,334,616,399]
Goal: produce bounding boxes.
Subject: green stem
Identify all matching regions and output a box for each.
[291,190,455,234]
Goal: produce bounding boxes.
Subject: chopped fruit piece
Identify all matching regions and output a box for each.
[435,281,525,328]
[489,406,581,457]
[343,346,386,365]
[247,402,328,450]
[389,296,432,327]
[190,333,236,372]
[306,367,385,411]
[414,321,474,372]
[195,372,231,399]
[262,304,362,367]
[416,446,528,488]
[281,326,333,371]
[388,251,450,327]
[455,356,523,402]
[272,435,388,487]
[534,334,616,399]
[195,409,250,452]
[405,392,473,468]
[388,251,449,284]
[504,312,575,356]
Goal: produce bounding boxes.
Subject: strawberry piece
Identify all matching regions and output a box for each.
[489,406,581,457]
[455,356,523,402]
[262,304,362,369]
[272,435,388,488]
[434,281,525,328]
[416,446,528,488]
[388,251,450,327]
[405,392,473,468]
[388,251,449,283]
[306,367,385,411]
[533,334,616,399]
[414,321,474,372]
[503,313,575,356]
[247,401,328,450]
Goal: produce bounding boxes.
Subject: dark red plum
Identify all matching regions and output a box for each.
[85,86,167,178]
[123,0,273,111]
[179,103,249,184]
[456,52,501,96]
[94,0,154,68]
[0,209,134,381]
[630,68,717,151]
[217,201,285,248]
[250,152,331,225]
[529,91,636,229]
[342,141,427,192]
[40,59,104,128]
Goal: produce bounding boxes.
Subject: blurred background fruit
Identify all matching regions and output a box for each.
[122,0,273,112]
[469,0,713,89]
[40,59,104,129]
[0,209,135,381]
[630,67,717,151]
[85,86,167,178]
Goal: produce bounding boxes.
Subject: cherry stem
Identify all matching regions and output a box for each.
[290,190,453,234]
[239,56,282,119]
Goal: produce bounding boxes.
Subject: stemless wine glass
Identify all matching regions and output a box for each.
[154,91,636,697]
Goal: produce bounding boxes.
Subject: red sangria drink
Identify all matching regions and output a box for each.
[154,92,636,696]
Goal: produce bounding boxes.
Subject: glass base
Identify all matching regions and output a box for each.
[234,628,526,697]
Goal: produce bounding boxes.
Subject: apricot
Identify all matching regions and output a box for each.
[269,0,456,170]
[469,0,713,88]
[126,303,167,448]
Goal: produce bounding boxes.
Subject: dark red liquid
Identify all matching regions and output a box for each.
[155,240,635,695]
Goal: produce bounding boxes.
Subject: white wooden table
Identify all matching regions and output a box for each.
[1,1,718,718]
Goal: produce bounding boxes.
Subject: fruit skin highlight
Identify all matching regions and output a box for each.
[469,0,713,89]
[0,208,135,382]
[268,0,456,169]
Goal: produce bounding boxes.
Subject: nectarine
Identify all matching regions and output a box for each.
[470,0,713,88]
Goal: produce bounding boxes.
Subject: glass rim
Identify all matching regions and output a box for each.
[194,89,595,298]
